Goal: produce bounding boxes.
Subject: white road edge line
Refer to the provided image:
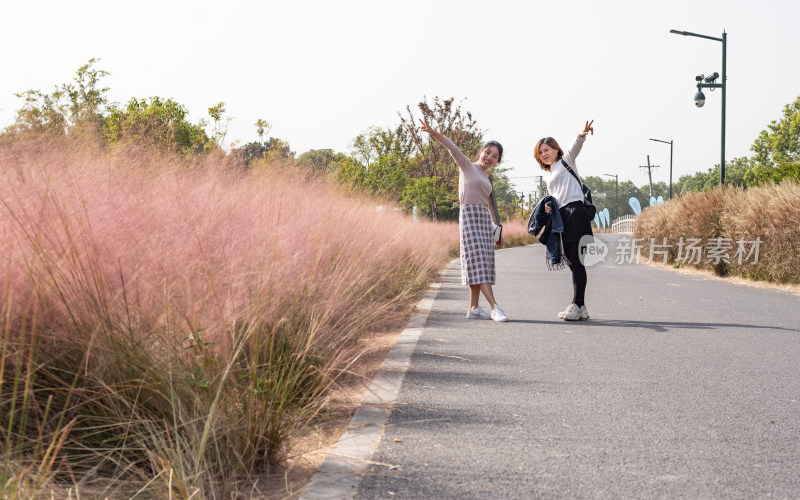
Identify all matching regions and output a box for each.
[300,278,445,500]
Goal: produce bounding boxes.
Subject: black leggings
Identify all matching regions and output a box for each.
[564,241,587,307]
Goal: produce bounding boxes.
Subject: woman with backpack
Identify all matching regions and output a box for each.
[533,120,595,321]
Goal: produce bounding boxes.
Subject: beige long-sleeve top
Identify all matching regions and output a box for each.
[440,136,496,223]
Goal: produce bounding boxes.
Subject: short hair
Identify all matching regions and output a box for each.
[533,137,564,171]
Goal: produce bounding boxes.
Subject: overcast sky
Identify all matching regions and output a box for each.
[2,0,799,195]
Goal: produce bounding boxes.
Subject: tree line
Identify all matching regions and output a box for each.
[1,60,523,221]
[3,59,798,223]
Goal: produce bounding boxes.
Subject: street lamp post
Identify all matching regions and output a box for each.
[602,173,618,222]
[670,29,727,185]
[650,138,674,199]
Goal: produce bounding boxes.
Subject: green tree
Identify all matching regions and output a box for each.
[584,176,664,219]
[584,176,615,217]
[105,96,209,153]
[746,95,800,185]
[331,126,416,201]
[331,156,368,190]
[207,101,232,149]
[399,96,484,220]
[360,126,414,200]
[672,156,754,196]
[401,176,458,220]
[298,149,350,175]
[232,138,295,167]
[725,156,756,187]
[230,119,295,168]
[4,58,109,138]
[349,126,381,169]
[65,58,111,135]
[488,169,520,220]
[8,88,69,136]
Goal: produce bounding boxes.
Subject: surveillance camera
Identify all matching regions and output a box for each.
[694,90,706,107]
[704,72,719,83]
[695,74,704,82]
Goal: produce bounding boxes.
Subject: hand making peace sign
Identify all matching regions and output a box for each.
[578,120,595,137]
[419,118,431,134]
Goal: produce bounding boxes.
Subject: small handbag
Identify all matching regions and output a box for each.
[562,160,597,219]
[488,176,502,243]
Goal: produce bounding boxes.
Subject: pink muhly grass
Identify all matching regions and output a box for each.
[0,138,458,495]
[2,141,454,353]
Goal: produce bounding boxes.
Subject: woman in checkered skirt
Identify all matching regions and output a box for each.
[419,118,508,322]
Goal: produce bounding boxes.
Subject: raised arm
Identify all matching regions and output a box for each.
[563,120,594,167]
[419,118,472,171]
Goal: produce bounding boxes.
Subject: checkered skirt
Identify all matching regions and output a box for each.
[459,204,495,285]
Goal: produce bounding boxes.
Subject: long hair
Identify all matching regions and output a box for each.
[479,140,504,163]
[533,137,563,171]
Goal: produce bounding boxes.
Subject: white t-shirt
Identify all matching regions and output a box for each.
[546,135,586,206]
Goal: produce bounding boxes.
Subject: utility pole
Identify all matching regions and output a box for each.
[639,155,660,197]
[603,173,618,222]
[532,175,544,201]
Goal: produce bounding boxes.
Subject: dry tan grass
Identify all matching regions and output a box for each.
[721,182,800,282]
[500,219,537,248]
[635,182,800,283]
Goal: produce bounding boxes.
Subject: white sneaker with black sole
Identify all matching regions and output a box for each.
[467,305,492,320]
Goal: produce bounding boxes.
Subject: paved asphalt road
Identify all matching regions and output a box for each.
[356,234,800,499]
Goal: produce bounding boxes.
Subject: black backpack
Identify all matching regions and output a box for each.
[561,159,597,219]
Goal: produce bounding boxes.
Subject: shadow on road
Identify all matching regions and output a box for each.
[510,319,800,333]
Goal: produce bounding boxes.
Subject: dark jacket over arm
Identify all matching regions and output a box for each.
[527,196,570,270]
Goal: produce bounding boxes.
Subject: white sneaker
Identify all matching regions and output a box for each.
[559,303,581,321]
[491,305,508,322]
[467,305,491,319]
[558,304,590,321]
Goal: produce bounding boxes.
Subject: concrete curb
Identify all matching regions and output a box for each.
[300,279,444,499]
